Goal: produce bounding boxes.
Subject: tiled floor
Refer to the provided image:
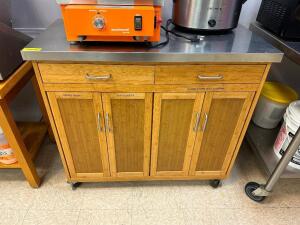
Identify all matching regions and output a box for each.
[0,139,300,225]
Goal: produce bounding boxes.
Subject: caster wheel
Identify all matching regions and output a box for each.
[71,182,82,190]
[245,182,266,202]
[210,179,222,188]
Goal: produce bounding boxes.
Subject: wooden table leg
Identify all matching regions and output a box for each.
[0,100,41,188]
[31,76,54,142]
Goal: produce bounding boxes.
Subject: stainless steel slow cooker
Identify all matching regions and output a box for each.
[172,0,247,31]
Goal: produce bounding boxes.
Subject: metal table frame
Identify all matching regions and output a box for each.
[245,127,300,202]
[245,23,300,202]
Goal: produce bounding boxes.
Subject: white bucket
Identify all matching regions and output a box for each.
[252,82,298,129]
[273,101,300,170]
[252,95,288,129]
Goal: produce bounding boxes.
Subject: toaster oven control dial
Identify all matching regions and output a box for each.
[93,17,105,30]
[208,19,216,27]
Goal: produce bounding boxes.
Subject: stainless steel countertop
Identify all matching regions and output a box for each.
[21,19,283,63]
[250,22,300,65]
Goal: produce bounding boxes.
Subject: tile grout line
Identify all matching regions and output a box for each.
[77,190,87,225]
[75,208,81,225]
[130,190,133,225]
[21,207,31,225]
[20,188,38,225]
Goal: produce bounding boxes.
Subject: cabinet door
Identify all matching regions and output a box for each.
[102,93,153,177]
[151,93,205,176]
[48,92,110,179]
[189,92,254,176]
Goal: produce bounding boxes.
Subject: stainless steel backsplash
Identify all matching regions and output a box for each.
[0,0,11,26]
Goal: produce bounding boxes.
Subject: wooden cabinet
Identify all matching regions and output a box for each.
[189,92,254,176]
[155,65,266,84]
[102,93,152,177]
[49,92,153,179]
[48,92,110,179]
[151,93,205,177]
[39,64,155,84]
[35,63,270,183]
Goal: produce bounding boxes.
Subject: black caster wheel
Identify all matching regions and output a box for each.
[71,182,82,190]
[210,179,222,188]
[245,182,266,202]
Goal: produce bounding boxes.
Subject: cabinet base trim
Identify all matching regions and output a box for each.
[68,174,226,183]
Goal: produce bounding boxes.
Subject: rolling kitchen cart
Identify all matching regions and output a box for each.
[0,61,50,188]
[245,23,300,202]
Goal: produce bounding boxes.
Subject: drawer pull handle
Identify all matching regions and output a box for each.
[198,75,223,80]
[105,113,111,132]
[85,74,112,81]
[202,113,208,132]
[97,112,103,132]
[193,112,201,132]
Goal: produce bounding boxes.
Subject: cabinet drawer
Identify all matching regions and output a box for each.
[39,64,155,84]
[155,65,266,84]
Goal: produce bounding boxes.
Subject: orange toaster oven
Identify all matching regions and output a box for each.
[57,0,163,42]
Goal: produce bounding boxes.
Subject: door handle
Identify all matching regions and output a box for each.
[198,75,223,80]
[193,112,201,132]
[97,112,103,132]
[105,113,111,132]
[202,113,208,132]
[85,74,112,81]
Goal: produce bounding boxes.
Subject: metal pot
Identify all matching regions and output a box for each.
[172,0,247,31]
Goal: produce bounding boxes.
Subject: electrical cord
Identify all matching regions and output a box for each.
[148,19,172,48]
[149,19,200,48]
[165,20,200,42]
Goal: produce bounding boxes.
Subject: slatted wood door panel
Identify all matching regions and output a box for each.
[189,92,254,176]
[102,93,153,177]
[151,93,205,176]
[48,92,110,179]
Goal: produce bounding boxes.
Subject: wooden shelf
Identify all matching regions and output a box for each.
[0,122,47,169]
[0,162,21,169]
[18,122,48,160]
